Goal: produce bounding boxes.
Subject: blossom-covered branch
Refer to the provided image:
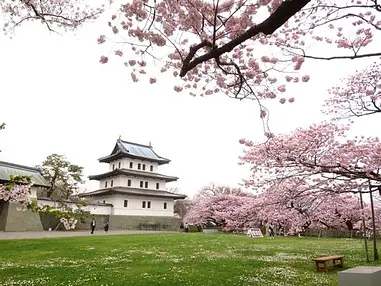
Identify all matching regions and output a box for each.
[185,185,371,234]
[1,0,105,33]
[323,63,381,120]
[99,0,380,109]
[0,175,32,207]
[239,123,381,194]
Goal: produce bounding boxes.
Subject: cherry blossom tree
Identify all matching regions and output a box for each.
[194,183,247,199]
[185,194,259,231]
[323,62,381,120]
[255,178,366,235]
[185,183,367,235]
[99,0,381,110]
[0,175,32,208]
[0,124,31,205]
[239,122,381,193]
[1,0,105,34]
[240,122,381,259]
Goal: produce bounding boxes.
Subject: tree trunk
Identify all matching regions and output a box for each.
[369,190,379,261]
[360,192,370,263]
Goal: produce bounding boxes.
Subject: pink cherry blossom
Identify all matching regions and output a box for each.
[2,0,104,34]
[131,72,139,82]
[277,85,286,92]
[174,86,183,92]
[239,123,381,194]
[98,0,381,102]
[128,60,137,66]
[0,180,32,208]
[185,181,375,233]
[302,75,310,82]
[99,56,108,64]
[97,35,106,44]
[324,63,381,120]
[114,50,123,57]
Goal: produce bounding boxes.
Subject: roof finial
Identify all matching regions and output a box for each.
[118,135,122,140]
[149,141,152,147]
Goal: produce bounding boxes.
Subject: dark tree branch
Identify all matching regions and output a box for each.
[287,49,381,61]
[179,0,311,77]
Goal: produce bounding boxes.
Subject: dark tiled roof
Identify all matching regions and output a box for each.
[98,139,170,165]
[37,197,113,207]
[79,187,187,199]
[89,168,178,182]
[0,161,50,187]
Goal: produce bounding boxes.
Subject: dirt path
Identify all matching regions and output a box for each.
[0,230,178,240]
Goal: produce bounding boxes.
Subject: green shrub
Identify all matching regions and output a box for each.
[189,225,203,232]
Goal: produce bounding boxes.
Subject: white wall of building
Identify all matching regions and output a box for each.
[99,176,166,191]
[30,186,39,199]
[84,204,112,215]
[88,193,174,217]
[37,194,175,217]
[109,159,159,173]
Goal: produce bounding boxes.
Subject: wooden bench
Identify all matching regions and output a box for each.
[312,255,344,272]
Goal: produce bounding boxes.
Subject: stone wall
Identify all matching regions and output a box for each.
[39,212,60,230]
[39,213,181,231]
[109,215,181,231]
[0,202,43,231]
[0,201,8,231]
[39,213,109,231]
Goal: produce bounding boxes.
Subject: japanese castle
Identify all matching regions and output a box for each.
[80,139,186,216]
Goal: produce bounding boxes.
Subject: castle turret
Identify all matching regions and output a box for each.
[81,139,186,216]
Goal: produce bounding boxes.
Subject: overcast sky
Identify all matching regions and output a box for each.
[0,7,379,198]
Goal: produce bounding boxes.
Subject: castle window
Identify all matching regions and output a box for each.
[127,179,131,187]
[112,164,115,170]
[150,165,153,172]
[129,162,133,168]
[111,180,114,187]
[118,162,121,168]
[147,201,151,208]
[138,163,141,170]
[124,200,128,208]
[145,181,148,188]
[156,183,159,190]
[105,181,108,188]
[164,202,167,209]
[142,164,146,170]
[103,200,106,204]
[140,181,143,188]
[142,201,146,208]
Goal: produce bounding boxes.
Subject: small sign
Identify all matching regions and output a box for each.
[246,228,263,238]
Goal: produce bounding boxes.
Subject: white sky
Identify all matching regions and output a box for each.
[0,6,379,198]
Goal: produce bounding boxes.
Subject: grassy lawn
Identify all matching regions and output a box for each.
[0,233,380,286]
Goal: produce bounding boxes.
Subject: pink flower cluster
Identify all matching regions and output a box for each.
[185,187,375,233]
[98,0,354,101]
[324,63,381,119]
[239,122,381,196]
[0,184,30,204]
[2,0,104,34]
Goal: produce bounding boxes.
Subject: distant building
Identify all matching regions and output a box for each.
[80,139,187,217]
[0,161,50,231]
[0,161,50,198]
